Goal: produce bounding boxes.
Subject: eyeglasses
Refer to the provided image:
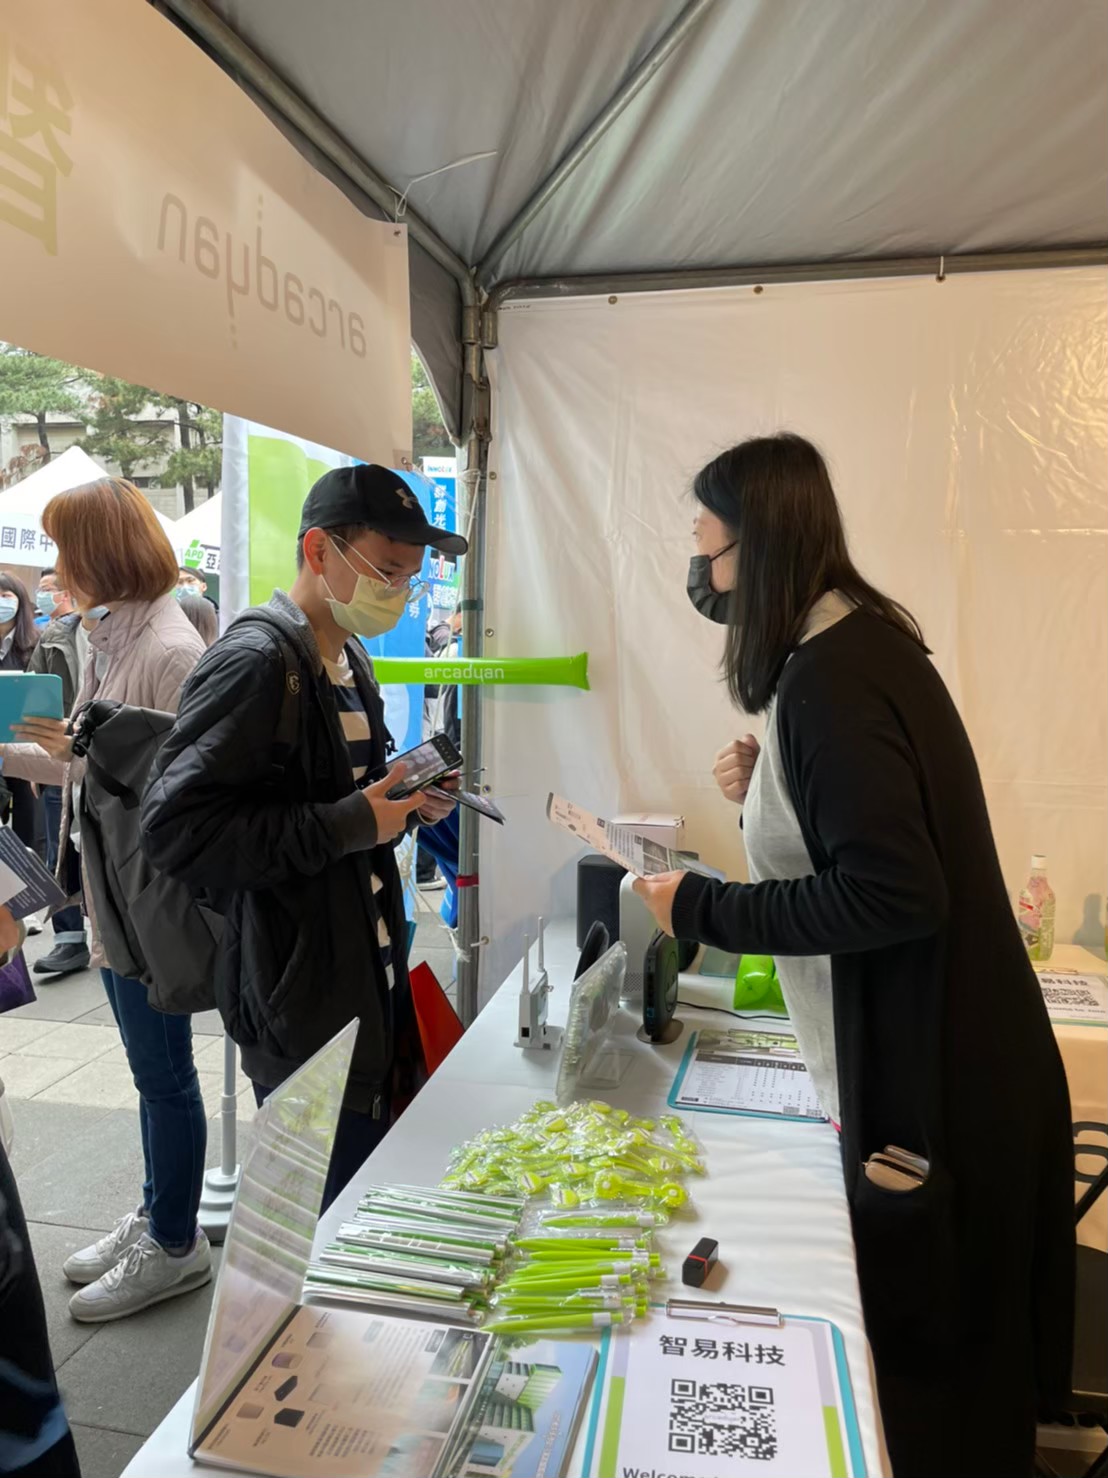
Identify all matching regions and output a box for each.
[332,536,429,600]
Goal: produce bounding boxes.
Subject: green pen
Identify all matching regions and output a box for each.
[511,1253,660,1274]
[514,1235,648,1252]
[499,1271,635,1294]
[540,1211,665,1229]
[483,1311,631,1335]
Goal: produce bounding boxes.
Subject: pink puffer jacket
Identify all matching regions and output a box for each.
[0,595,205,968]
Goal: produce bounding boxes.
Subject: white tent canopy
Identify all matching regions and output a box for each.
[163,0,1108,436]
[159,1,1108,1022]
[0,446,177,563]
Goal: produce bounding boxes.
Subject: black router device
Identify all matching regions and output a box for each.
[639,929,683,1044]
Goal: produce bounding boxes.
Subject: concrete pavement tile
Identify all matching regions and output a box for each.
[35,1061,140,1110]
[71,1002,118,1028]
[57,1248,222,1437]
[190,1008,226,1036]
[16,1108,147,1231]
[0,1053,85,1098]
[7,973,107,1024]
[23,1220,101,1367]
[5,1100,115,1174]
[19,1022,119,1062]
[69,1424,146,1478]
[0,1016,61,1051]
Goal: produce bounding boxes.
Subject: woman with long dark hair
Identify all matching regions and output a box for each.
[0,572,43,857]
[634,433,1073,1477]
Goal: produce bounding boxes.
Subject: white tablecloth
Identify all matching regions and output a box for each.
[124,920,888,1477]
[1039,944,1108,1252]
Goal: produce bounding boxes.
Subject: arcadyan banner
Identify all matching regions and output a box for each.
[0,0,412,464]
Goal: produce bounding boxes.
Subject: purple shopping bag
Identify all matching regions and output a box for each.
[0,950,35,1013]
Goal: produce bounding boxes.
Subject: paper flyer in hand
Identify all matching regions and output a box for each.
[546,794,716,879]
[1035,971,1108,1027]
[0,828,67,921]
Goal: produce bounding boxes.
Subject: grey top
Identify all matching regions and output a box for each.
[742,592,854,1123]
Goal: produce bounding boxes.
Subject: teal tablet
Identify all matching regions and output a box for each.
[0,672,65,742]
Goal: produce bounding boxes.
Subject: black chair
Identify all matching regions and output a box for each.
[1036,1164,1108,1478]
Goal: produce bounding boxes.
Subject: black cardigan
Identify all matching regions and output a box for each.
[672,610,1073,1470]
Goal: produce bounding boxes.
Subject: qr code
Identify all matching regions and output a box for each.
[668,1379,777,1460]
[1043,985,1099,1010]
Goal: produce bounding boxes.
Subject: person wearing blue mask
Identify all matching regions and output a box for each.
[26,571,91,976]
[143,465,468,1211]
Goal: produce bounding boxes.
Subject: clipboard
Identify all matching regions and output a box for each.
[668,1026,829,1124]
[0,672,64,741]
[582,1300,866,1478]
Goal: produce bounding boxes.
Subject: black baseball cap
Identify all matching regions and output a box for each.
[298,464,468,556]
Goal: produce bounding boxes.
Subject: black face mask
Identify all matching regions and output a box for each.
[687,550,734,624]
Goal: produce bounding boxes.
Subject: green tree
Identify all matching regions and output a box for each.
[82,379,221,512]
[159,398,222,513]
[80,375,166,480]
[0,345,90,460]
[412,353,453,461]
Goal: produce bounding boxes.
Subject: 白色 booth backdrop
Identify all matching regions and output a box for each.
[480,268,1107,996]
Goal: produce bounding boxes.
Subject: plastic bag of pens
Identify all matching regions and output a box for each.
[303,1182,524,1322]
[441,1099,705,1209]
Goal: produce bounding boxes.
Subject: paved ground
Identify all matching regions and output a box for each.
[1,909,458,1478]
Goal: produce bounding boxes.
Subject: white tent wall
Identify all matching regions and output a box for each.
[479,266,1107,1000]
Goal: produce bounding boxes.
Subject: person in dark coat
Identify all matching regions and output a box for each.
[633,433,1074,1478]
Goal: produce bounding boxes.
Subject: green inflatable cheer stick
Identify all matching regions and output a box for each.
[733,955,787,1014]
[372,654,590,691]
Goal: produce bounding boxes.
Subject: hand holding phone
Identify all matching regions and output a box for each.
[384,733,464,800]
[364,763,424,843]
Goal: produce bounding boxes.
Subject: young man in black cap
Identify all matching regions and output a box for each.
[143,465,468,1207]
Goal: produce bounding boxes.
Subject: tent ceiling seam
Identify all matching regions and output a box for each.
[486,247,1108,306]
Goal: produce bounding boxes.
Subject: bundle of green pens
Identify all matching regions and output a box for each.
[479,1205,671,1338]
[441,1098,705,1210]
[303,1182,524,1323]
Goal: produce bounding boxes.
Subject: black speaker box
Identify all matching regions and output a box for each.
[576,854,626,948]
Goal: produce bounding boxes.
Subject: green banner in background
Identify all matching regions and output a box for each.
[246,433,334,608]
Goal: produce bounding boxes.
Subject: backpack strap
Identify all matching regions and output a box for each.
[230,610,304,776]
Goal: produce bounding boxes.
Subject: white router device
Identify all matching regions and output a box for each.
[514,917,562,1051]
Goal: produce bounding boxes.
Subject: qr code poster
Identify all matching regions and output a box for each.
[586,1314,865,1477]
[1037,973,1108,1027]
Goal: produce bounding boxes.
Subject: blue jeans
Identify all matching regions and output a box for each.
[101,969,206,1250]
[42,786,84,943]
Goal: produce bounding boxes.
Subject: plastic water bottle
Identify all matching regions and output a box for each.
[1018,855,1055,961]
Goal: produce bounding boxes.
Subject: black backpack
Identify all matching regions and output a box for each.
[72,613,301,1014]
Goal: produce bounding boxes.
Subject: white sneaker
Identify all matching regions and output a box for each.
[25,911,44,936]
[69,1230,212,1323]
[63,1208,150,1286]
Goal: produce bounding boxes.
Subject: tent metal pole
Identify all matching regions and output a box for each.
[160,0,470,288]
[454,292,490,1027]
[488,246,1108,305]
[475,0,715,286]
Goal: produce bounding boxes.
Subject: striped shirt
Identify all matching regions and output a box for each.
[323,651,393,982]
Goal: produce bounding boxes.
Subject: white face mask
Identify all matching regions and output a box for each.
[0,597,19,623]
[322,537,413,638]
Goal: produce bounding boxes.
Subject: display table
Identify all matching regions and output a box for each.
[1039,944,1108,1251]
[123,920,888,1477]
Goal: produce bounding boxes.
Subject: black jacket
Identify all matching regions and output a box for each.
[27,614,83,713]
[142,593,411,1112]
[673,610,1074,1477]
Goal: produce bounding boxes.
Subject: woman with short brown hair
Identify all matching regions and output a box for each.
[0,477,211,1324]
